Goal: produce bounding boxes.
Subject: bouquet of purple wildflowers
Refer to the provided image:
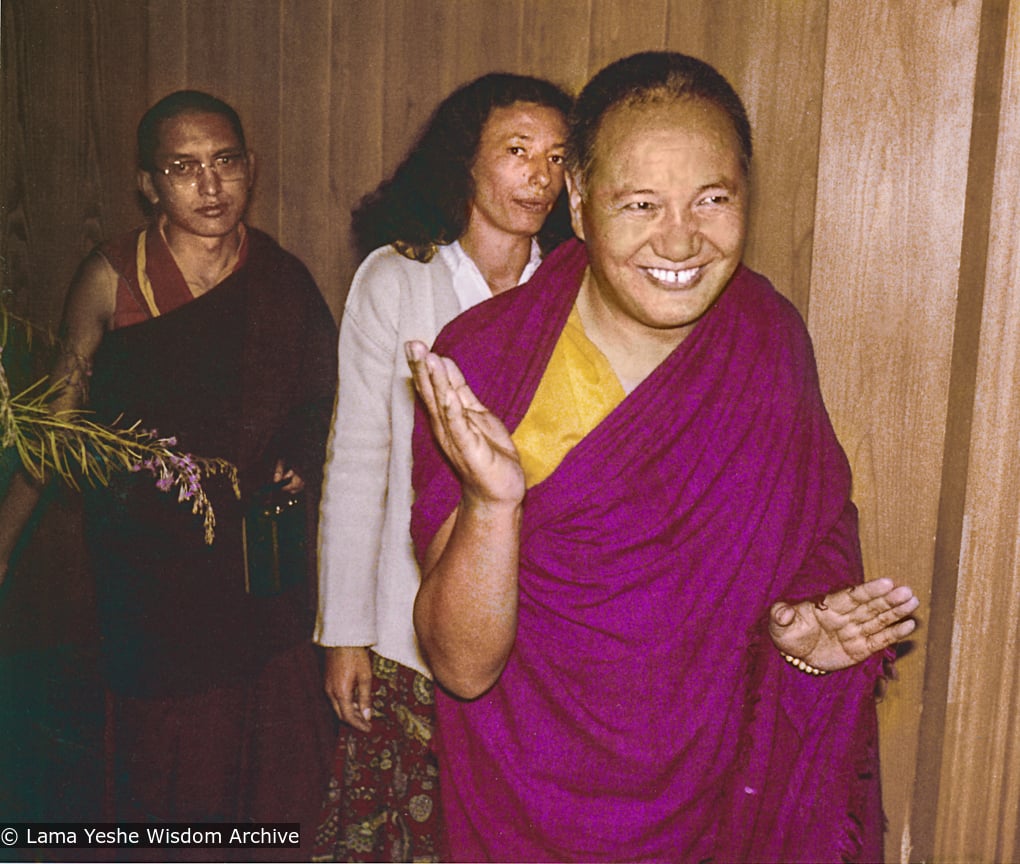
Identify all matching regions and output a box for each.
[2,308,238,544]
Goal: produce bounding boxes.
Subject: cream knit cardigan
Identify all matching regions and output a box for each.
[314,241,541,676]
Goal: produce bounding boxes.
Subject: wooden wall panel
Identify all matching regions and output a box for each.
[910,1,1013,859]
[519,0,593,94]
[810,2,983,859]
[279,0,336,305]
[146,0,187,100]
[5,0,1020,855]
[588,0,669,73]
[2,0,147,329]
[379,0,453,175]
[91,1,152,237]
[665,0,828,314]
[443,0,525,79]
[329,0,387,316]
[934,3,1020,858]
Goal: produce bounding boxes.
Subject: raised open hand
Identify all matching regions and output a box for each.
[406,340,525,507]
[769,578,919,672]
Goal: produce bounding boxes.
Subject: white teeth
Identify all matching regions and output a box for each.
[645,267,698,286]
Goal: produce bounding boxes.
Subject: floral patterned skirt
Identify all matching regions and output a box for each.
[313,652,442,862]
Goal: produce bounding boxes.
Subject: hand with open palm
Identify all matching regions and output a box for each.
[405,340,525,510]
[769,578,919,672]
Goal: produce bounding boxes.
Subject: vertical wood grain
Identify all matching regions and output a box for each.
[279,0,335,303]
[933,3,1020,857]
[146,0,186,101]
[911,1,1012,858]
[665,0,828,314]
[90,1,151,237]
[520,0,592,94]
[329,0,387,312]
[810,3,983,859]
[379,0,451,175]
[2,0,36,318]
[7,1,91,328]
[5,0,1020,854]
[449,0,526,80]
[2,0,147,327]
[588,0,668,75]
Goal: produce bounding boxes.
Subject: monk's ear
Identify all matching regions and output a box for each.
[138,170,159,207]
[244,150,256,190]
[566,171,586,241]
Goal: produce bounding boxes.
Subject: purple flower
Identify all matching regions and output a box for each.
[119,426,238,545]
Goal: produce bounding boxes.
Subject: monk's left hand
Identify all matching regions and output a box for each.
[769,578,919,672]
[273,459,304,494]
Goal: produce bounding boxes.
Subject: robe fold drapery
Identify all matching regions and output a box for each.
[411,239,886,863]
[85,225,338,698]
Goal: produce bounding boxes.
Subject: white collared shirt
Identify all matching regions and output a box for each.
[437,237,543,311]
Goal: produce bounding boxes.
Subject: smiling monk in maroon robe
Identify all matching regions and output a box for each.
[406,53,919,863]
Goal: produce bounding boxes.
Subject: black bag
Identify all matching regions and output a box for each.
[242,480,306,597]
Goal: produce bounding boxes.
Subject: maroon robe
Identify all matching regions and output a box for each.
[88,225,336,697]
[83,225,336,850]
[411,239,888,862]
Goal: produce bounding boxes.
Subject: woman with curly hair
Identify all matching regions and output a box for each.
[313,72,573,862]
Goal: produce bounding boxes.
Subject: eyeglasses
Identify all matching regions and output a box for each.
[158,152,248,186]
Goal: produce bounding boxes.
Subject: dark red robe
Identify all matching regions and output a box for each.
[83,225,337,853]
[411,239,887,863]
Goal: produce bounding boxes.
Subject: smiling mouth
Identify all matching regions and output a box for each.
[515,198,551,212]
[642,266,701,287]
